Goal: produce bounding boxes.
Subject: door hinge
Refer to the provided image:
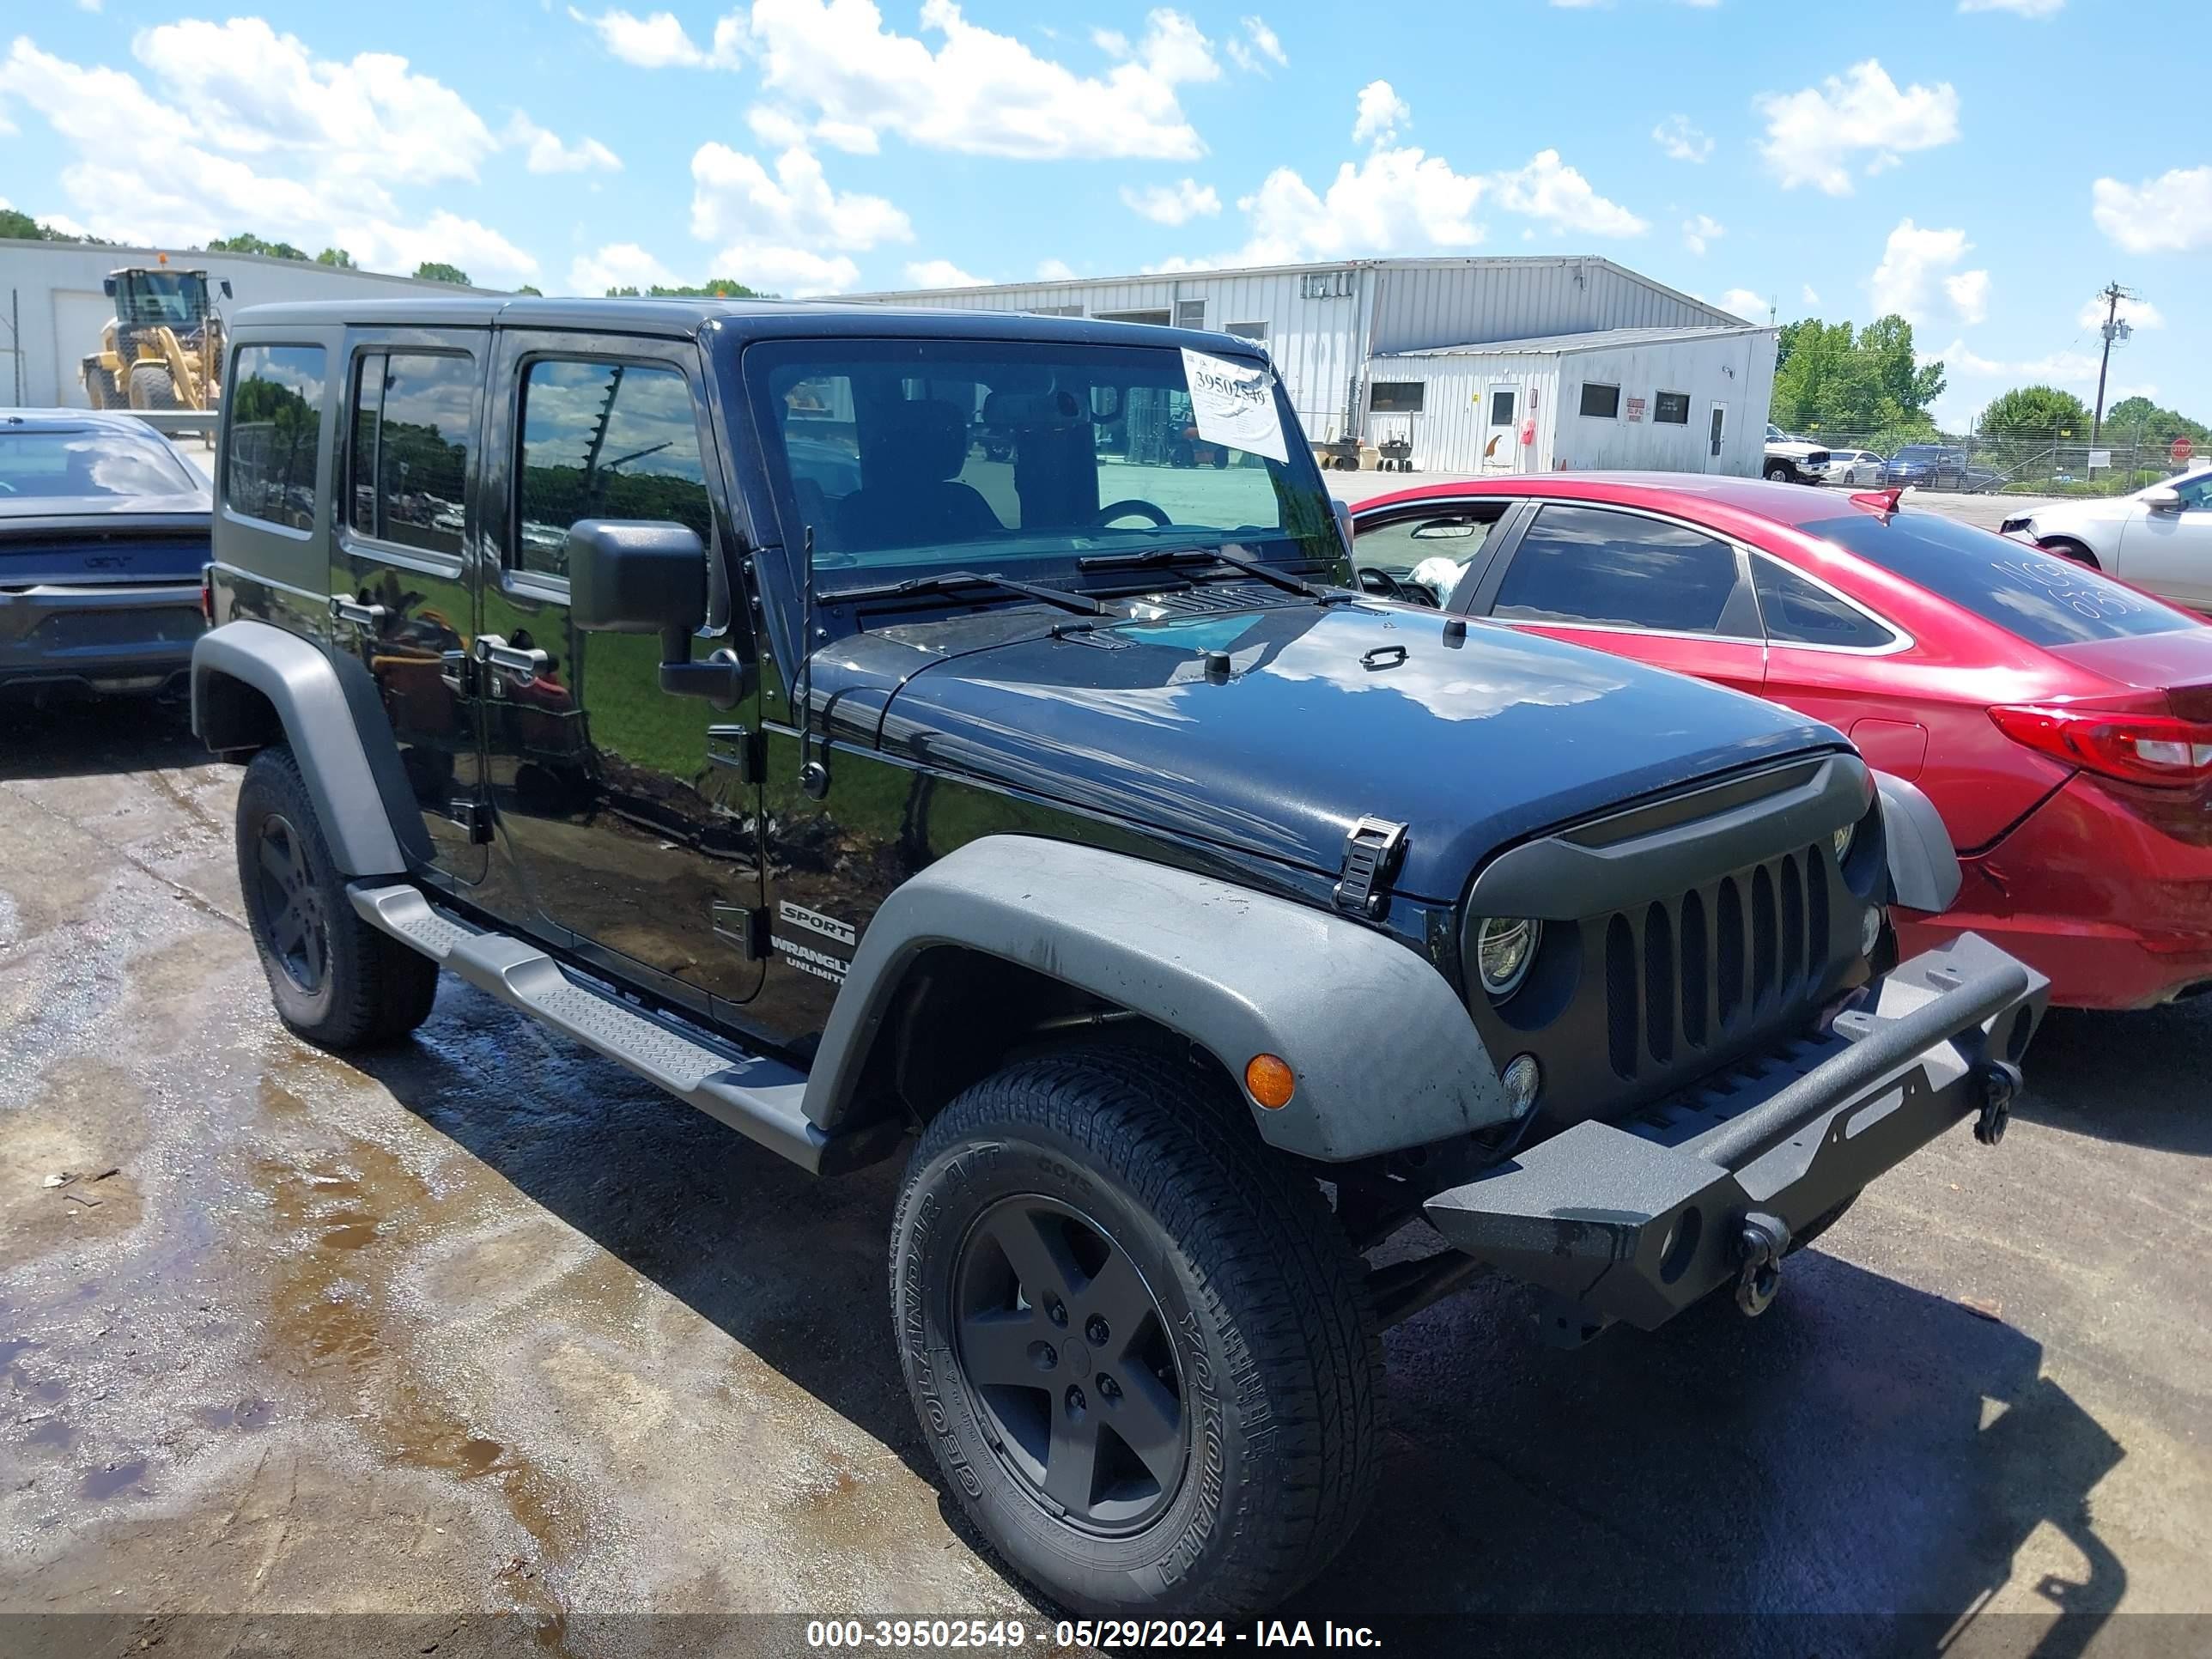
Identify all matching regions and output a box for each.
[706,724,766,784]
[1334,817,1408,920]
[440,649,482,697]
[447,799,495,844]
[712,902,771,962]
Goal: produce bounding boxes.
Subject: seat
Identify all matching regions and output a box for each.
[835,400,1002,551]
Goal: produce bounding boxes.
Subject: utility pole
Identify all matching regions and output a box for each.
[2090,281,2136,447]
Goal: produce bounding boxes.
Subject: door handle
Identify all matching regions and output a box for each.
[475,635,550,675]
[330,593,387,627]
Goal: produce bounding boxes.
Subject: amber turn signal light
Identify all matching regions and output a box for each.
[1245,1054,1296,1109]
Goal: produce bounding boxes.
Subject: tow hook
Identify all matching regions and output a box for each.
[1733,1212,1791,1318]
[1974,1060,2022,1146]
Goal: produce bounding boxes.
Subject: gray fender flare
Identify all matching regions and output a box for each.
[1874,771,1962,914]
[805,835,1512,1161]
[191,619,421,876]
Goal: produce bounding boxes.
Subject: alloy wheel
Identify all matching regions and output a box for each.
[254,813,329,994]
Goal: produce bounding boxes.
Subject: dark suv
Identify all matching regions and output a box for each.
[193,297,2045,1618]
[1885,444,1968,490]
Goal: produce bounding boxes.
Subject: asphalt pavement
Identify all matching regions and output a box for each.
[3,700,2208,1659]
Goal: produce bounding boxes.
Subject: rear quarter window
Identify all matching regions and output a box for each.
[226,345,325,532]
[1809,510,2191,646]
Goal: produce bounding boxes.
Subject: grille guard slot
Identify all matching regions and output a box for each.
[1423,933,2048,1334]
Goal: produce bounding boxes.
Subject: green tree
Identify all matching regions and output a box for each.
[314,246,356,268]
[2100,395,2209,450]
[605,276,768,298]
[413,260,471,286]
[1978,385,2090,438]
[208,231,310,261]
[0,208,52,240]
[1770,313,1945,442]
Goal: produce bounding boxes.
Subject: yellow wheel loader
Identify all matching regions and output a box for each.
[79,264,231,413]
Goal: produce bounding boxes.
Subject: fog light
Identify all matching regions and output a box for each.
[1501,1054,1541,1119]
[1860,906,1884,957]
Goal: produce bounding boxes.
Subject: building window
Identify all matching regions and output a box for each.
[1578,382,1622,419]
[1654,391,1692,426]
[347,351,474,555]
[1095,308,1172,326]
[1369,381,1426,415]
[224,344,325,532]
[1224,321,1268,343]
[1025,305,1084,317]
[1174,299,1206,330]
[514,359,710,579]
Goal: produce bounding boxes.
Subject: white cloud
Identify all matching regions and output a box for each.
[1036,258,1078,280]
[1960,0,2062,13]
[689,139,909,295]
[0,32,537,283]
[1352,79,1410,146]
[2076,294,2164,331]
[1651,114,1712,162]
[1121,177,1221,225]
[566,7,744,69]
[1489,150,1648,236]
[1754,60,1960,194]
[738,0,1218,161]
[1682,214,1723,255]
[1868,218,1988,326]
[2092,167,2212,254]
[505,113,621,173]
[1718,288,1769,321]
[567,241,682,294]
[1802,283,1821,307]
[1225,15,1287,73]
[905,258,987,288]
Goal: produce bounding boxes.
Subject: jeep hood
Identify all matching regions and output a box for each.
[869,601,1844,900]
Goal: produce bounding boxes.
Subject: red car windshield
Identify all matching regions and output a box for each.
[1808,510,2192,647]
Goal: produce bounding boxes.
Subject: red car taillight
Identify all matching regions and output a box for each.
[1990,703,2212,790]
[200,565,214,625]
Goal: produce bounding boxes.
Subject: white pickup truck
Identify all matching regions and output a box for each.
[1763,423,1831,484]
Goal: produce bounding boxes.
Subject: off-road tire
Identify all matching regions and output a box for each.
[128,362,181,411]
[82,358,116,410]
[235,745,440,1048]
[890,1045,1383,1617]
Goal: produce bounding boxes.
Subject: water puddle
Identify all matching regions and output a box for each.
[79,1457,149,1502]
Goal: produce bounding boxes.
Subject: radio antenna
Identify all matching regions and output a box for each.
[798,524,828,799]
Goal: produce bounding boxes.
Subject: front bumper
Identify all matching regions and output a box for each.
[1421,933,2048,1333]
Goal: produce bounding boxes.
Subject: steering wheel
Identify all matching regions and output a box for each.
[1092,498,1171,528]
[1357,566,1437,607]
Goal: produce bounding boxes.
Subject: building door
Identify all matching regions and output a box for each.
[1480,386,1522,473]
[1704,401,1730,473]
[474,331,765,1021]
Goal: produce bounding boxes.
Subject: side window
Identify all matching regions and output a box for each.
[2173,472,2212,510]
[225,344,325,532]
[1355,506,1506,600]
[514,359,711,579]
[347,350,474,556]
[1753,558,1898,649]
[1492,504,1751,635]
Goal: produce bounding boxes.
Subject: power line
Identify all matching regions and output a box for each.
[2090,280,2138,450]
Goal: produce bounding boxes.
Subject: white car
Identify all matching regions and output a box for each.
[1824,448,1884,487]
[2004,463,2212,613]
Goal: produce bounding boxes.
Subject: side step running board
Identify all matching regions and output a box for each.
[348,882,866,1175]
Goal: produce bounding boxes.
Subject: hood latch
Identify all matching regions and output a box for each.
[1334,817,1409,920]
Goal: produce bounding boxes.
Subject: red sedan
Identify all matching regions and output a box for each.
[1352,473,2212,1010]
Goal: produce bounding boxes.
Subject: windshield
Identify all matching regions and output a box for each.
[740,337,1340,588]
[1811,509,2193,647]
[119,273,209,328]
[0,429,202,503]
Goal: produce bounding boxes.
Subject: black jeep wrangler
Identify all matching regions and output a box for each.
[193,298,2045,1617]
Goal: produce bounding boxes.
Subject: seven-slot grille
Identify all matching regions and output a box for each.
[1602,844,1835,1082]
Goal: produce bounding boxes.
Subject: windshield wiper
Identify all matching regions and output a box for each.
[1077,545,1335,600]
[817,568,1105,617]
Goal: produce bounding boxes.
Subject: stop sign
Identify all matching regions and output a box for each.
[2176,436,2196,463]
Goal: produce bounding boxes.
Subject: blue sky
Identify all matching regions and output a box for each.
[2,0,2203,429]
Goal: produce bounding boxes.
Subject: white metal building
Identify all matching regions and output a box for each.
[0,238,498,409]
[857,256,1777,477]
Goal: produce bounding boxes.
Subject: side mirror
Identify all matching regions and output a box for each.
[566,520,706,633]
[1089,386,1122,422]
[2143,486,2184,514]
[102,277,117,297]
[1333,498,1356,562]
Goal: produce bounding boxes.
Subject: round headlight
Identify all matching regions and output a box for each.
[1475,916,1540,998]
[1832,820,1856,864]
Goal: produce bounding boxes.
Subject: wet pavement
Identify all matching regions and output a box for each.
[3,701,2209,1658]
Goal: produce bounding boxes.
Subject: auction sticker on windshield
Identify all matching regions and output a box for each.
[1182,346,1288,464]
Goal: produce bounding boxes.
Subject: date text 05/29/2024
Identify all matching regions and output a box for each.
[803,1620,1383,1650]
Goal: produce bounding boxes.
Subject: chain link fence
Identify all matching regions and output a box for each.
[1794,420,2195,497]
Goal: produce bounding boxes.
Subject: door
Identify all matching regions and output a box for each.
[1480,386,1522,474]
[2118,470,2212,611]
[475,331,765,1018]
[1472,501,1766,696]
[328,337,489,884]
[1704,402,1730,473]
